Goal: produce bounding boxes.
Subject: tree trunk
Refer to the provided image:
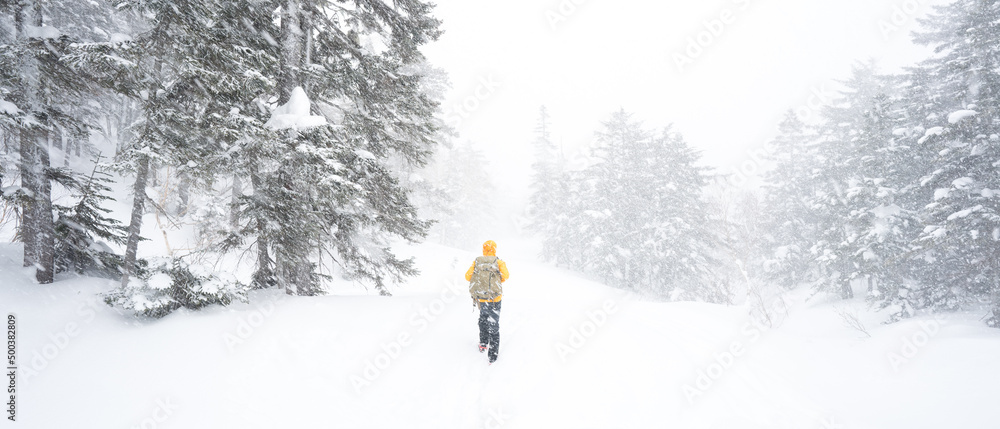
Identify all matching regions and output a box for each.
[63,134,73,167]
[278,0,304,104]
[250,171,275,289]
[34,133,54,283]
[272,0,318,296]
[992,286,1000,328]
[121,155,150,288]
[19,130,38,269]
[273,169,317,296]
[177,171,190,215]
[16,0,43,270]
[840,277,854,299]
[230,174,242,230]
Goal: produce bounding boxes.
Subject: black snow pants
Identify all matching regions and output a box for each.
[478,300,502,362]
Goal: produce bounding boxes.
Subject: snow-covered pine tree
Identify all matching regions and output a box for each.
[532,133,591,271]
[572,110,717,300]
[544,165,591,271]
[237,0,442,295]
[809,63,915,300]
[51,155,127,277]
[527,106,558,225]
[577,110,650,290]
[68,0,266,313]
[526,106,575,263]
[640,126,719,301]
[870,67,951,319]
[104,256,247,319]
[904,0,1000,323]
[66,0,221,288]
[0,0,112,283]
[760,110,821,290]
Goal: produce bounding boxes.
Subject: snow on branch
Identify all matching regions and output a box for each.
[265,86,328,131]
[947,109,978,124]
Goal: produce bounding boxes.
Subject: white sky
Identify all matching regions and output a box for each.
[422,0,949,208]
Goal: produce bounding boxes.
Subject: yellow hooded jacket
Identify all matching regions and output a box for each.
[465,240,509,302]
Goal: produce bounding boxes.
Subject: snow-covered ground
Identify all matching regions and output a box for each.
[4,239,1000,428]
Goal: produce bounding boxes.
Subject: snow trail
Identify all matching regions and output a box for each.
[3,242,1000,428]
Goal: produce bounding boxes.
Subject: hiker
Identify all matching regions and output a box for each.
[465,240,510,364]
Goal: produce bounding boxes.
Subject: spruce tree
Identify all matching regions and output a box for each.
[760,110,821,290]
[903,0,1000,323]
[52,156,127,276]
[232,0,442,295]
[810,63,907,300]
[0,0,112,283]
[567,110,717,300]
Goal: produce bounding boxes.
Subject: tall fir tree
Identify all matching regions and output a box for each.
[52,156,128,276]
[527,105,573,262]
[559,110,718,300]
[250,0,440,295]
[69,0,444,310]
[901,0,1000,322]
[0,0,113,283]
[809,63,909,300]
[760,110,821,290]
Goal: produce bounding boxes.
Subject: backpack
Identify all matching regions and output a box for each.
[469,256,502,301]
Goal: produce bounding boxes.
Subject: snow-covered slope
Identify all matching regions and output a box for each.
[3,240,1000,428]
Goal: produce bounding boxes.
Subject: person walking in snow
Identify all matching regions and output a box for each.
[465,240,510,364]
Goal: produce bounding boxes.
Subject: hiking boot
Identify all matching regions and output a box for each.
[479,344,487,353]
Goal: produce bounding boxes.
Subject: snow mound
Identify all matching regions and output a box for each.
[265,86,328,131]
[148,273,173,290]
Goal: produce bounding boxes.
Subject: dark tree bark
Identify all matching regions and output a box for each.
[15,0,54,283]
[272,0,319,296]
[35,134,54,283]
[230,174,242,230]
[840,278,854,300]
[277,0,304,104]
[250,171,276,289]
[177,172,190,215]
[121,155,149,288]
[19,130,38,269]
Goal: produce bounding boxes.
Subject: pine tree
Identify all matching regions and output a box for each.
[809,63,909,300]
[52,155,127,276]
[65,0,276,309]
[527,106,573,262]
[901,0,1000,323]
[232,0,442,295]
[0,0,112,283]
[527,106,559,225]
[566,110,718,300]
[760,110,821,290]
[546,166,591,271]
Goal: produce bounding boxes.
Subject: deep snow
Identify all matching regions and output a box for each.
[3,239,1000,428]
